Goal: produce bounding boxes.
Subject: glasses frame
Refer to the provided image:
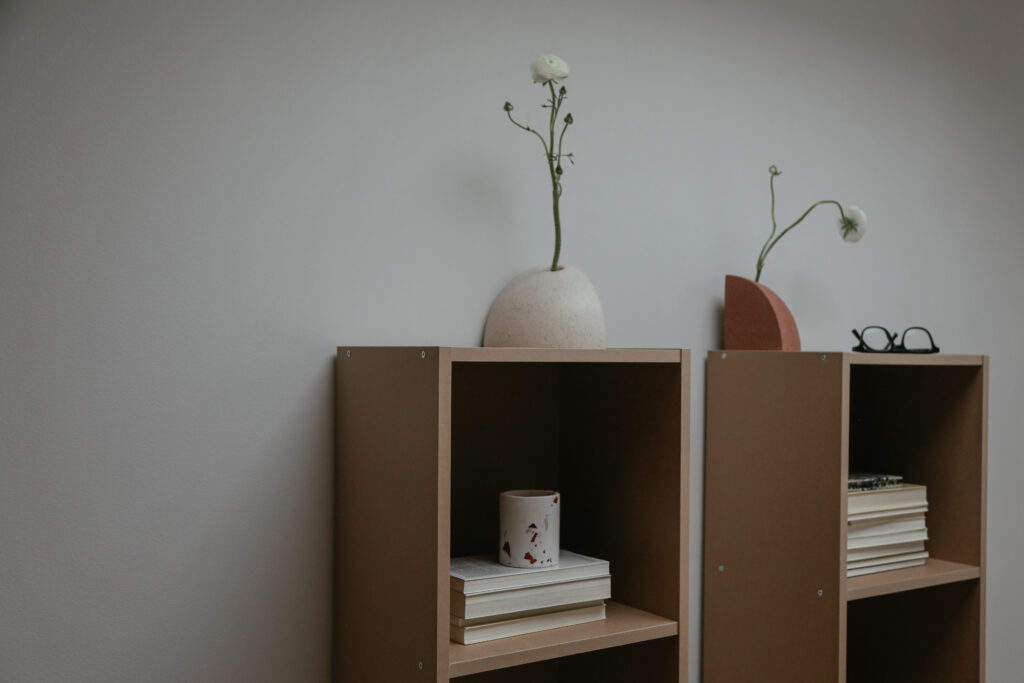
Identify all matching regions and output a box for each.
[851,325,940,354]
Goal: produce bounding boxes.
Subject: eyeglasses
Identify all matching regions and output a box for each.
[851,326,940,354]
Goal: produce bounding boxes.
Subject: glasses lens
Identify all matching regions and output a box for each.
[902,328,933,351]
[860,327,890,351]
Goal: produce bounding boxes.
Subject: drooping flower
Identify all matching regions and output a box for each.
[530,54,570,84]
[754,165,868,282]
[839,206,867,243]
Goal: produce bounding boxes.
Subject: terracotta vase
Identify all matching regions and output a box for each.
[483,266,606,348]
[723,275,801,351]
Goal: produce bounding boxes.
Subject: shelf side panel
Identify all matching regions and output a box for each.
[704,352,844,682]
[336,347,442,682]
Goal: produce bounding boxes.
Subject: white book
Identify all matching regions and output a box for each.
[847,528,927,550]
[451,576,611,620]
[848,514,926,540]
[450,602,606,645]
[450,550,609,595]
[847,550,929,570]
[848,504,928,523]
[451,599,607,628]
[847,540,926,563]
[847,558,927,577]
[848,484,927,515]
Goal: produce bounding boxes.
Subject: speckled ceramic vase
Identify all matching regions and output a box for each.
[483,266,606,348]
[499,490,560,568]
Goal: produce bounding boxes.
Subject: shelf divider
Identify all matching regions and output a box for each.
[448,601,678,678]
[846,558,981,601]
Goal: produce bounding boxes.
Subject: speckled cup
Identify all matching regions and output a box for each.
[499,489,560,568]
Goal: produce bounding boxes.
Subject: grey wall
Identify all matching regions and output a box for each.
[1,0,1021,680]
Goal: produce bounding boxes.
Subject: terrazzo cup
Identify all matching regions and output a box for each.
[483,266,606,348]
[499,490,560,568]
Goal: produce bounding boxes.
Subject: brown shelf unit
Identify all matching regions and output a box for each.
[703,351,987,683]
[336,347,690,682]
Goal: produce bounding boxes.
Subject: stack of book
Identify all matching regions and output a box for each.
[449,550,610,644]
[847,473,929,577]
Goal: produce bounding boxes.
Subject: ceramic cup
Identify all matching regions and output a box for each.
[499,489,560,568]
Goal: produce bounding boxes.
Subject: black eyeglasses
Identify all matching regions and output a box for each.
[851,326,940,354]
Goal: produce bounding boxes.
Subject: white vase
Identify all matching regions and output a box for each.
[483,265,606,348]
[499,490,560,568]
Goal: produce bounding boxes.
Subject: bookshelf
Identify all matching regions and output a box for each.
[336,347,690,682]
[703,351,987,683]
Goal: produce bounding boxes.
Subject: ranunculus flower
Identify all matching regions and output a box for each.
[754,165,868,282]
[531,54,570,84]
[839,206,867,243]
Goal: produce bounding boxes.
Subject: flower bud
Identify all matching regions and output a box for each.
[564,113,574,124]
[556,165,563,175]
[769,164,781,176]
[559,86,567,96]
[503,101,514,112]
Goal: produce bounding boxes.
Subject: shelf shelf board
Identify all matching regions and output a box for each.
[447,601,678,678]
[846,558,981,601]
[845,353,985,367]
[448,347,682,364]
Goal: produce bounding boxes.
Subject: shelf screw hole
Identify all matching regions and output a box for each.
[420,351,426,359]
[418,662,424,670]
[718,565,725,572]
[721,353,727,359]
[820,354,827,361]
[346,350,351,358]
[817,589,823,597]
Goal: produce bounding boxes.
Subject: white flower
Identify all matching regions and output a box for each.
[530,54,570,84]
[838,205,866,243]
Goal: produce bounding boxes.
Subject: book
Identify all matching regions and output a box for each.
[450,576,611,620]
[848,472,904,491]
[847,504,928,523]
[848,483,927,515]
[846,540,926,563]
[450,550,609,595]
[847,550,929,571]
[847,528,927,550]
[847,557,927,577]
[450,602,606,644]
[451,599,607,628]
[847,513,926,540]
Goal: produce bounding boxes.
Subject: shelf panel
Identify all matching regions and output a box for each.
[447,601,678,678]
[846,558,980,601]
[845,353,985,367]
[449,347,681,364]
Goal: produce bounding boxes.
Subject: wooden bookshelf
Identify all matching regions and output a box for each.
[703,351,987,683]
[336,347,690,682]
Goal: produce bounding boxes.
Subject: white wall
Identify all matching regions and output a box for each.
[1,0,1021,680]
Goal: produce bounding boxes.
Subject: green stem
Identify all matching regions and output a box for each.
[547,81,562,271]
[755,172,781,282]
[756,199,847,282]
[506,111,549,157]
[551,187,562,271]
